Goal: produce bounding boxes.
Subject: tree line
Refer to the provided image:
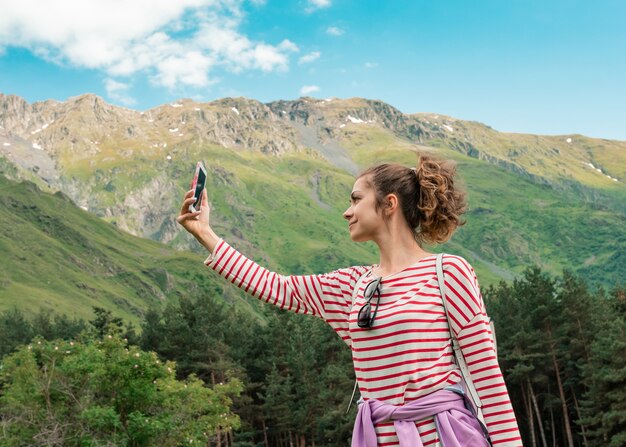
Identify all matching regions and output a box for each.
[1,267,624,446]
[484,269,625,447]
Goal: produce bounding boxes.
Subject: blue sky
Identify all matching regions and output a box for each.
[1,0,625,140]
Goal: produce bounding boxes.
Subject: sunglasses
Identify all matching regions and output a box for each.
[357,276,382,328]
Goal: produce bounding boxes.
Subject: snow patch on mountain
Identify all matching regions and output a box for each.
[347,115,365,124]
[584,162,619,181]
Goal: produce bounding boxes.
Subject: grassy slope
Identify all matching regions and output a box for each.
[412,115,625,187]
[0,174,266,324]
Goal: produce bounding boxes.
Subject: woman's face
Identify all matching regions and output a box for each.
[343,176,383,242]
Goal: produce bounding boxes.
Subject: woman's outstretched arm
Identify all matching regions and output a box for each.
[204,238,369,344]
[177,187,368,345]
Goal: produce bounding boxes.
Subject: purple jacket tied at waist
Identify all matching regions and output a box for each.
[352,389,490,447]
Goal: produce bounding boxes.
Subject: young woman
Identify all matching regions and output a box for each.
[177,155,522,447]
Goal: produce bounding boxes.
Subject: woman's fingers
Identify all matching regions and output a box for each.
[179,190,197,214]
[177,209,201,225]
[177,188,207,232]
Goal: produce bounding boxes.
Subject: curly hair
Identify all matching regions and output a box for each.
[358,154,467,244]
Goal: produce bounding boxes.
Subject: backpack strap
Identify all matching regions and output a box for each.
[345,269,371,414]
[436,253,486,426]
[350,270,370,307]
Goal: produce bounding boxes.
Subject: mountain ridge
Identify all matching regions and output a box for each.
[3,92,623,180]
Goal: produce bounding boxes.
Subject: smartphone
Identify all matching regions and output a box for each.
[189,161,207,213]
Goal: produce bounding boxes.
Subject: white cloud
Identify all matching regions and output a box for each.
[153,51,216,88]
[300,85,320,95]
[104,78,136,106]
[278,39,299,53]
[0,0,298,91]
[326,26,344,36]
[299,51,320,65]
[194,24,297,73]
[364,62,378,68]
[306,0,331,12]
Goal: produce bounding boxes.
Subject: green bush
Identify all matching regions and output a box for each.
[0,335,242,447]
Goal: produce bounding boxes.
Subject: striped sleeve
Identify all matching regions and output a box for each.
[204,239,368,345]
[444,256,523,446]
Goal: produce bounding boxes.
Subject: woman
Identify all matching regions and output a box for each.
[177,155,522,447]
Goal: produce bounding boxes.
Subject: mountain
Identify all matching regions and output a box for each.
[1,93,624,300]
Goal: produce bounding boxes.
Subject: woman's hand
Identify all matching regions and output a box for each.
[177,188,219,251]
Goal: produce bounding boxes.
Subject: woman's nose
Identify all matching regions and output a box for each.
[343,207,352,220]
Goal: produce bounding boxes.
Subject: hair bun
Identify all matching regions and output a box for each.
[415,154,466,244]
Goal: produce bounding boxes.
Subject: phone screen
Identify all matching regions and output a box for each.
[192,167,207,211]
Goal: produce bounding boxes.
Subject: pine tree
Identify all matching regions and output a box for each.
[0,308,33,358]
[580,287,626,446]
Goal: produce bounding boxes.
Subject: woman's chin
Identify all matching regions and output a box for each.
[349,231,367,242]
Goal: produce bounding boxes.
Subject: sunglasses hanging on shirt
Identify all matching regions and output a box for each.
[357,276,382,328]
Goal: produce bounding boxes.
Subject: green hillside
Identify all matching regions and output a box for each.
[0,174,266,323]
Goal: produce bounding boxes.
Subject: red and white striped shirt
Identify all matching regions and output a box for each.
[205,240,522,446]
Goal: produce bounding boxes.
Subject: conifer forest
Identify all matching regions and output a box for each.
[1,267,624,446]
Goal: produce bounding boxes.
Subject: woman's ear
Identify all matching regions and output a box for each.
[385,194,399,214]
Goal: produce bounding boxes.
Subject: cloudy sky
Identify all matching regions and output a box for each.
[1,0,625,140]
